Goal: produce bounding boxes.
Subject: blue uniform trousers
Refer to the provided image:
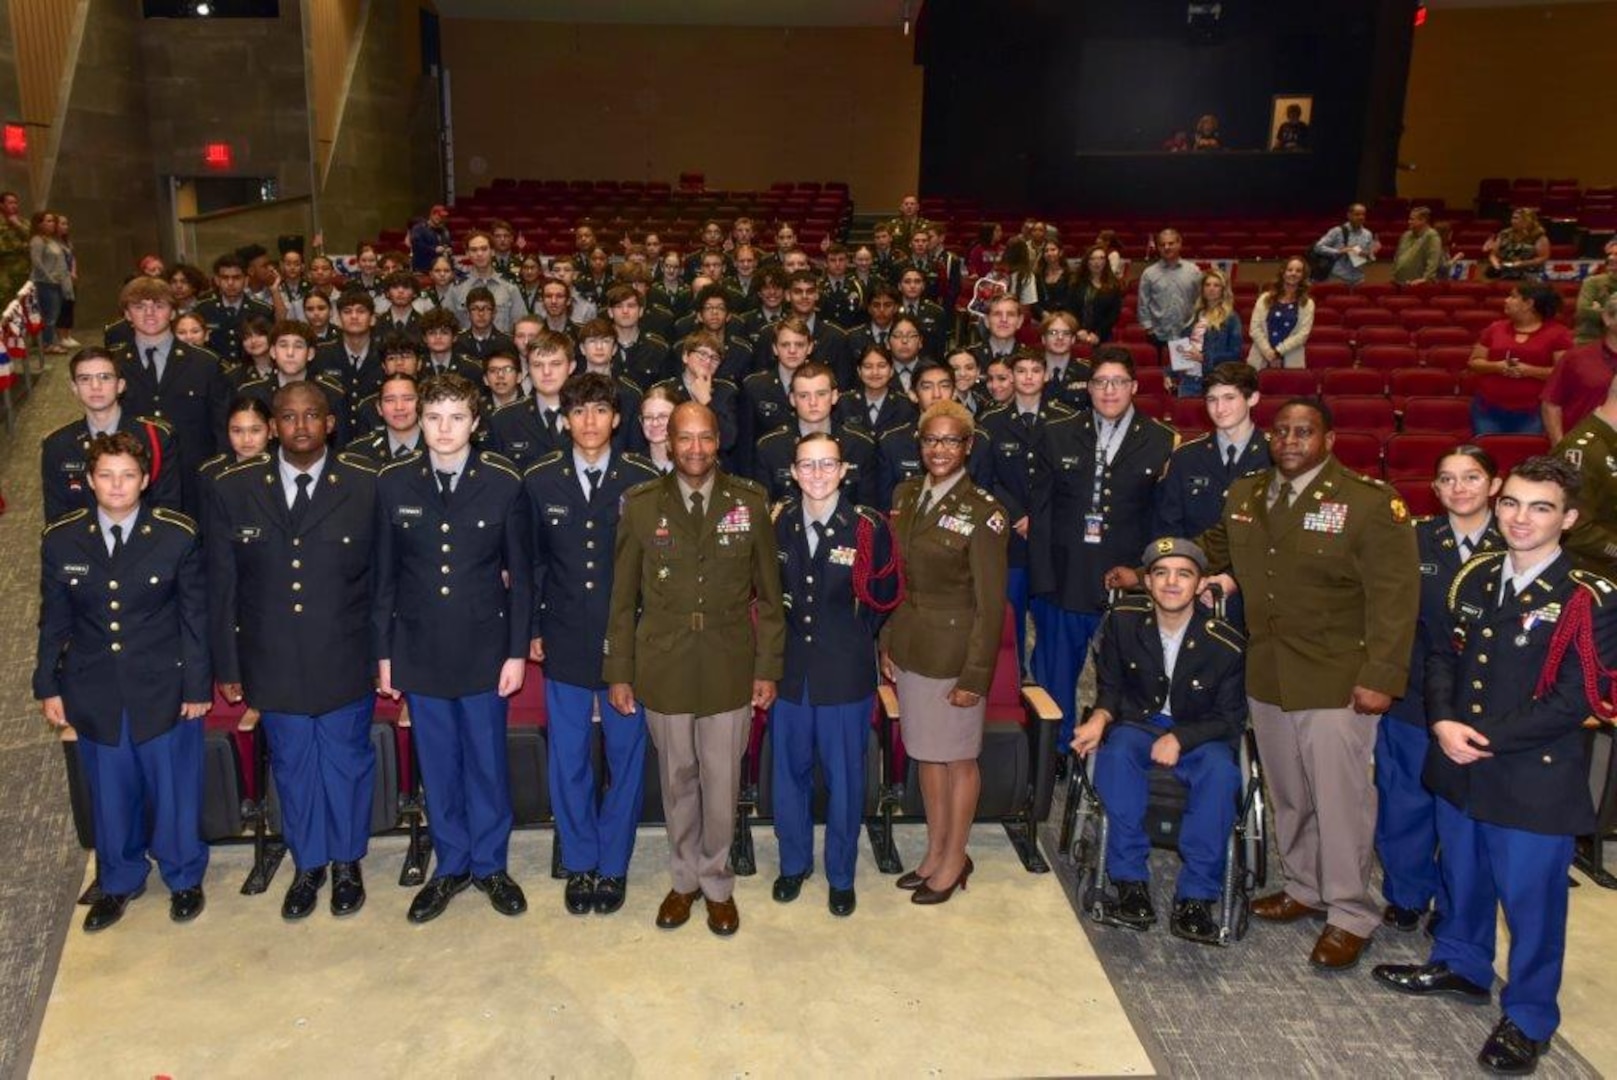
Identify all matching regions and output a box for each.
[1373,716,1445,913]
[1092,722,1240,900]
[78,714,208,895]
[771,689,871,889]
[1006,566,1031,676]
[261,697,376,871]
[1031,598,1102,747]
[406,690,513,878]
[1429,799,1574,1042]
[545,679,647,878]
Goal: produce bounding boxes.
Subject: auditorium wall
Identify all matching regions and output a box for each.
[439,21,923,210]
[1400,2,1617,208]
[0,12,31,205]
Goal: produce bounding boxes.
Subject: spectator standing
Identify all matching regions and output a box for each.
[1391,208,1443,285]
[1468,283,1572,435]
[30,211,71,354]
[1483,208,1551,282]
[1313,204,1379,286]
[1136,229,1202,355]
[1542,294,1617,442]
[1246,257,1315,369]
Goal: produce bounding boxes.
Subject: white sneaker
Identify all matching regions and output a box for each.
[58,335,81,348]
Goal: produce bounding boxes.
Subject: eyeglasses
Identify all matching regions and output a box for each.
[689,348,719,361]
[1091,376,1134,390]
[793,458,844,473]
[1044,328,1076,339]
[890,331,920,341]
[1435,474,1490,488]
[73,372,118,384]
[920,434,969,449]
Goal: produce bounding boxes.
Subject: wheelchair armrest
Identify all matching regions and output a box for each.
[1019,685,1062,724]
[396,701,412,728]
[1583,716,1605,730]
[57,725,77,743]
[877,684,900,722]
[237,708,261,733]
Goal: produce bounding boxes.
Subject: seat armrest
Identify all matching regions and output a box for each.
[1020,685,1062,723]
[877,684,900,721]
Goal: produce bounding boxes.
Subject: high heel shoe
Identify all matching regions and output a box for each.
[911,860,973,905]
[896,855,972,891]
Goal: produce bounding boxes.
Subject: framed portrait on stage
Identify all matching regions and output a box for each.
[1270,94,1312,152]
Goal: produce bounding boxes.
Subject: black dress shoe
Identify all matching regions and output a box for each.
[475,871,527,916]
[1383,903,1426,932]
[564,871,597,916]
[772,872,810,903]
[330,861,365,917]
[169,886,206,923]
[83,883,145,932]
[408,874,470,924]
[829,886,857,917]
[1105,880,1156,931]
[1372,962,1491,1002]
[1478,1016,1551,1075]
[592,876,627,915]
[281,867,327,921]
[1169,898,1220,944]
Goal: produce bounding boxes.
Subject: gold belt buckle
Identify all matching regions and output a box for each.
[690,612,705,631]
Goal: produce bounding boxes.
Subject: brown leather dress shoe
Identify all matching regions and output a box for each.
[1250,892,1327,923]
[1310,925,1370,970]
[655,888,701,930]
[705,896,740,936]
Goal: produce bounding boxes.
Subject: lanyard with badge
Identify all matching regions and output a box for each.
[1086,418,1122,544]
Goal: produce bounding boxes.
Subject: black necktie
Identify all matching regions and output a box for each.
[869,402,881,426]
[349,353,362,371]
[436,470,455,503]
[544,409,559,436]
[1225,443,1238,475]
[290,473,313,527]
[1459,536,1474,561]
[393,443,411,459]
[1500,578,1517,608]
[109,522,125,560]
[809,519,827,558]
[144,346,158,378]
[585,467,602,504]
[1018,412,1036,429]
[689,489,704,523]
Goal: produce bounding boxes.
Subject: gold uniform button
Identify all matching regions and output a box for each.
[292,538,301,547]
[1471,705,1482,714]
[1472,680,1483,689]
[294,603,304,613]
[150,576,159,585]
[585,561,595,570]
[108,581,119,591]
[109,601,120,611]
[441,544,451,553]
[440,586,451,596]
[585,540,595,549]
[1543,754,1554,764]
[441,523,451,533]
[291,559,302,569]
[1478,655,1488,664]
[1481,628,1493,638]
[111,643,122,653]
[441,565,451,574]
[110,622,121,632]
[585,581,595,590]
[292,582,303,592]
[585,521,595,530]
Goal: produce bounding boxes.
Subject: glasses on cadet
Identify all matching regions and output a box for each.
[919,434,969,449]
[73,372,118,384]
[690,348,719,361]
[1091,376,1134,389]
[793,458,843,473]
[890,331,920,341]
[1044,328,1076,338]
[1435,474,1489,488]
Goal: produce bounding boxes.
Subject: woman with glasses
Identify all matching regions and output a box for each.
[1375,445,1503,936]
[880,401,1009,905]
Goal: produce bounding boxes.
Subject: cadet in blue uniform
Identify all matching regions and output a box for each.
[35,432,210,931]
[770,432,898,916]
[1030,346,1178,746]
[43,348,181,522]
[874,360,993,511]
[236,320,352,447]
[1373,456,1617,1077]
[485,330,575,468]
[1035,311,1094,413]
[311,289,385,402]
[195,252,274,363]
[978,350,1077,673]
[649,330,743,471]
[112,277,231,520]
[741,317,817,463]
[1377,445,1504,934]
[1071,539,1245,944]
[526,373,661,917]
[374,374,531,923]
[835,343,918,436]
[751,362,878,506]
[208,382,380,921]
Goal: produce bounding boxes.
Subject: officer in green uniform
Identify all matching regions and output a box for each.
[1554,375,1617,572]
[604,402,785,937]
[883,195,935,257]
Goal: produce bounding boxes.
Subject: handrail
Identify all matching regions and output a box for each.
[177,193,313,226]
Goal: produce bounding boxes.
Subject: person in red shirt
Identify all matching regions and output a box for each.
[1467,283,1572,435]
[1541,293,1617,443]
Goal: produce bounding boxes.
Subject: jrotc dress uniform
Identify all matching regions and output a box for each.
[313,339,385,403]
[373,450,531,915]
[207,449,380,916]
[1087,573,1246,940]
[771,495,897,911]
[1376,514,1502,929]
[1376,552,1617,1072]
[834,389,917,437]
[649,374,743,471]
[113,337,231,518]
[617,333,672,391]
[423,352,486,384]
[376,308,423,341]
[1029,408,1178,744]
[751,422,878,507]
[525,448,662,913]
[873,419,994,512]
[484,396,572,470]
[1044,357,1094,413]
[41,413,182,523]
[195,295,274,363]
[899,299,950,361]
[979,396,1076,672]
[819,275,866,332]
[1556,412,1617,572]
[345,426,422,468]
[454,328,516,365]
[34,505,210,926]
[748,319,855,390]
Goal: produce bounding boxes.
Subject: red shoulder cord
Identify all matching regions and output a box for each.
[1534,587,1617,721]
[852,513,905,614]
[143,421,163,485]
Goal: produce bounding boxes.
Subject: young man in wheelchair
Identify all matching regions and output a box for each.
[1071,538,1247,943]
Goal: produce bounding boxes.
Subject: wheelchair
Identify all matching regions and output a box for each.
[1059,721,1268,946]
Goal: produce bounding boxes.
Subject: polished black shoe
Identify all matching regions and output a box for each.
[772,872,810,903]
[1169,898,1220,944]
[83,883,145,932]
[475,871,527,916]
[1383,903,1426,932]
[408,873,470,924]
[564,871,597,916]
[1105,880,1156,931]
[281,867,327,921]
[169,886,206,923]
[828,886,857,917]
[1372,962,1491,1003]
[1426,909,1444,939]
[330,861,365,917]
[1478,1016,1551,1075]
[592,876,627,915]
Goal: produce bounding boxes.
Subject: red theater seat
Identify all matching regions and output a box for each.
[1475,434,1551,476]
[1385,433,1461,482]
[1320,368,1386,397]
[1257,368,1319,397]
[1394,479,1443,518]
[1357,344,1419,371]
[1326,396,1396,439]
[1401,396,1473,437]
[1331,431,1385,476]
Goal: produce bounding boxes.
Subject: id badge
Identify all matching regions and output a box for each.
[1083,513,1104,544]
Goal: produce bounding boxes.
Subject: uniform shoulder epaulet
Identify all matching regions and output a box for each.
[644,332,668,347]
[151,506,198,535]
[491,397,529,418]
[179,341,222,363]
[741,369,771,387]
[840,424,875,447]
[1203,616,1246,652]
[378,455,418,477]
[237,372,271,390]
[1570,568,1616,606]
[44,418,80,441]
[725,474,767,496]
[102,318,126,333]
[770,497,796,523]
[854,504,885,527]
[218,452,271,480]
[199,452,229,474]
[1176,432,1212,451]
[620,451,662,478]
[478,450,522,481]
[756,427,789,446]
[41,507,89,537]
[1447,550,1507,610]
[714,376,739,390]
[625,476,664,500]
[1413,513,1438,525]
[1046,399,1078,419]
[314,371,347,393]
[1046,409,1081,429]
[133,413,174,434]
[1110,591,1154,615]
[980,403,1010,423]
[1144,414,1177,436]
[521,450,566,478]
[336,451,378,474]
